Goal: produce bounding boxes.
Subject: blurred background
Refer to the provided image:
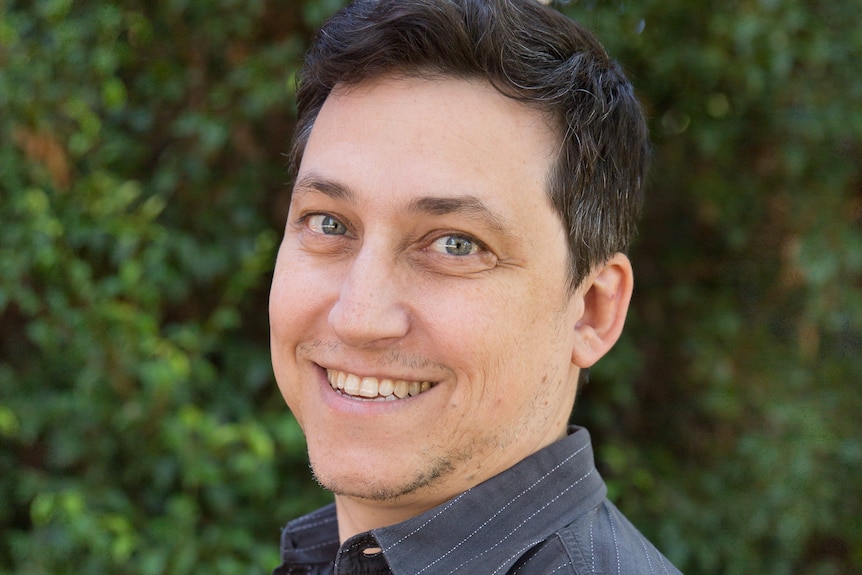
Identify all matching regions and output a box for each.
[1,0,860,573]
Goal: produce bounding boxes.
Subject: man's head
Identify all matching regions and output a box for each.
[270,0,647,536]
[291,0,649,288]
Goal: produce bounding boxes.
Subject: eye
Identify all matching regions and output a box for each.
[307,214,347,235]
[430,235,480,256]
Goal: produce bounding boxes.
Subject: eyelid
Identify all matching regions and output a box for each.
[420,231,498,275]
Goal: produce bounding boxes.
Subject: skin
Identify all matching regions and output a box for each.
[270,75,633,542]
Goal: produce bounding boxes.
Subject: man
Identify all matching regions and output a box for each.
[269,0,682,573]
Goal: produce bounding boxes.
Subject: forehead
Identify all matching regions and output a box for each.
[304,76,556,192]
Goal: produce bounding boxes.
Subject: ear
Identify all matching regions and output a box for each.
[570,253,634,368]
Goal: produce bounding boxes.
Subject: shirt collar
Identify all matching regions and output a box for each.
[373,425,605,574]
[279,426,605,574]
[278,504,340,570]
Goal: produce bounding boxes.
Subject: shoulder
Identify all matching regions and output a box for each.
[561,499,682,574]
[506,500,683,575]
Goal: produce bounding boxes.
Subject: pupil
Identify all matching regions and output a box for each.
[321,216,342,234]
[447,237,472,255]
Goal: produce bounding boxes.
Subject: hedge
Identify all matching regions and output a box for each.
[1,1,860,573]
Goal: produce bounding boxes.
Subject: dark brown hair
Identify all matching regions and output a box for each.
[291,0,650,288]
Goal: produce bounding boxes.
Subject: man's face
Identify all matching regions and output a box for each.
[270,76,585,513]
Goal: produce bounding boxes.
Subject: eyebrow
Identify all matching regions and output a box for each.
[292,174,356,202]
[407,196,509,234]
[292,173,510,234]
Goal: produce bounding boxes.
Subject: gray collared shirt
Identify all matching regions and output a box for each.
[273,426,683,574]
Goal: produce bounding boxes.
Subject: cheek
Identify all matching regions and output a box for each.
[269,278,301,351]
[268,254,333,401]
[270,251,333,330]
[421,282,531,381]
[429,281,569,382]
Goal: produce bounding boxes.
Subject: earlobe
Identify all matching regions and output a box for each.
[571,253,634,368]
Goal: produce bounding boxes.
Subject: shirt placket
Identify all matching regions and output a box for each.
[334,532,394,575]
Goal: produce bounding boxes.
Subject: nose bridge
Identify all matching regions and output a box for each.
[328,239,409,345]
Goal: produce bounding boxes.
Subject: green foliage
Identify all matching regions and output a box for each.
[571,1,862,573]
[1,0,859,574]
[0,2,329,574]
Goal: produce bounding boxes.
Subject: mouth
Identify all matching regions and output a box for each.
[325,368,436,402]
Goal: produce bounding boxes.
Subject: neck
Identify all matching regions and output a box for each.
[333,492,446,543]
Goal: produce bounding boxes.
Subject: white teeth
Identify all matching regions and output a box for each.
[379,379,394,396]
[394,381,409,399]
[344,374,361,395]
[326,369,434,401]
[359,377,378,398]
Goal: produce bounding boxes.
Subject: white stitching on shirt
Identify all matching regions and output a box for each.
[494,538,549,575]
[295,537,340,552]
[608,507,620,575]
[507,538,572,575]
[386,490,469,549]
[442,468,594,575]
[289,514,338,532]
[658,552,673,575]
[488,538,571,575]
[518,558,570,575]
[589,507,597,573]
[410,445,590,574]
[389,442,591,556]
[639,537,656,575]
[508,548,534,575]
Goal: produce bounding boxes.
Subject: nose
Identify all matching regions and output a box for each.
[328,245,410,347]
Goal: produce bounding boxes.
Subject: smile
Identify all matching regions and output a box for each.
[326,369,435,401]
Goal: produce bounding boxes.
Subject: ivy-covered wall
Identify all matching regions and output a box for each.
[1,1,859,573]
